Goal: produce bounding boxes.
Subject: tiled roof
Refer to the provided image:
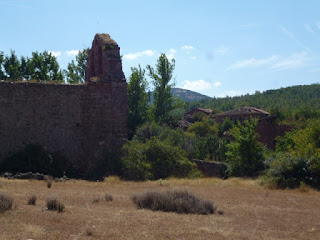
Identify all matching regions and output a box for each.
[196,108,213,114]
[215,106,270,116]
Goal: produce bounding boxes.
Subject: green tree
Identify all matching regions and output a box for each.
[19,56,32,80]
[0,51,6,79]
[127,65,149,138]
[65,48,89,84]
[226,118,265,177]
[147,53,175,124]
[29,51,63,82]
[3,50,21,80]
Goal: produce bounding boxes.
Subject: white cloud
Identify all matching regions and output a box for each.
[214,46,230,56]
[181,45,194,50]
[280,26,295,39]
[304,24,315,34]
[227,55,279,70]
[182,80,211,91]
[225,90,242,97]
[270,51,310,71]
[66,50,80,57]
[216,90,242,98]
[123,50,156,60]
[213,81,222,87]
[48,51,62,58]
[280,25,309,51]
[166,48,177,60]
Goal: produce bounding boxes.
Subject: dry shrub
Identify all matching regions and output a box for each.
[46,179,52,188]
[0,192,13,213]
[105,193,113,202]
[86,228,93,236]
[92,198,100,203]
[46,197,65,213]
[131,189,216,215]
[28,195,37,205]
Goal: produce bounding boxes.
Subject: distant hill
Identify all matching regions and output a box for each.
[184,84,320,119]
[150,88,211,103]
[171,88,212,102]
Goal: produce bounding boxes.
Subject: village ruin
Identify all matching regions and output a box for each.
[0,34,127,176]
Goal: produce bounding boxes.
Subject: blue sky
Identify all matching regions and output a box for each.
[1,0,320,97]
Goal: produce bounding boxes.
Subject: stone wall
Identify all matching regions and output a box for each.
[0,34,127,176]
[0,81,127,175]
[190,159,227,178]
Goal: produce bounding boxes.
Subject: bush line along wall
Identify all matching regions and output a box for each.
[0,34,127,175]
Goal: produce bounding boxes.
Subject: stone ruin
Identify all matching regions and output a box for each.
[0,33,127,177]
[86,34,126,83]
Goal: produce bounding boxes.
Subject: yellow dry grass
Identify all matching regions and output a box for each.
[0,177,319,240]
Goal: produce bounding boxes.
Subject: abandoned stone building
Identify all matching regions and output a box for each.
[215,106,291,149]
[214,106,270,123]
[183,106,291,150]
[0,34,127,175]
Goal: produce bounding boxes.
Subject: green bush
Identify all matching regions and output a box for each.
[265,119,320,189]
[121,137,200,180]
[131,189,216,215]
[0,145,70,177]
[187,121,218,137]
[262,153,313,189]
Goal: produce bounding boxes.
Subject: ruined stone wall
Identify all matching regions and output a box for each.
[0,81,127,174]
[0,34,127,176]
[257,124,292,150]
[190,159,227,178]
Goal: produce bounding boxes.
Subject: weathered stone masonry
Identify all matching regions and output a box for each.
[0,34,127,175]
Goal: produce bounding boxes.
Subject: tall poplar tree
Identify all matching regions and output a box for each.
[147,53,175,124]
[127,65,149,138]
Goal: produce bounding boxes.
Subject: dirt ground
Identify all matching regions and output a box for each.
[0,177,319,240]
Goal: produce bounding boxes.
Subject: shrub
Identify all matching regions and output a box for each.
[28,195,37,205]
[46,179,52,188]
[86,228,93,236]
[104,194,113,202]
[121,138,200,180]
[187,121,218,137]
[46,197,65,213]
[0,192,13,213]
[262,153,314,189]
[131,189,216,215]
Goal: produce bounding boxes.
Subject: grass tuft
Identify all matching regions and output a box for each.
[28,195,37,205]
[105,193,113,202]
[46,179,52,188]
[131,189,216,215]
[86,228,93,236]
[46,197,65,213]
[0,192,13,213]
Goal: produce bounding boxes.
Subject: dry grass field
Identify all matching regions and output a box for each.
[0,177,320,240]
